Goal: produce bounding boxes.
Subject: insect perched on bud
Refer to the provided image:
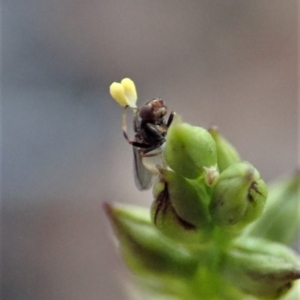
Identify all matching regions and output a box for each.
[107,78,300,300]
[110,78,175,190]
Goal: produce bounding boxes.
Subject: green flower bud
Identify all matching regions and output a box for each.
[104,202,198,278]
[220,237,300,299]
[209,162,268,229]
[151,169,212,244]
[208,127,241,172]
[163,117,217,179]
[245,170,300,245]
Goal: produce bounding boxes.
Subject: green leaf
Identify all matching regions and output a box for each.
[104,202,199,278]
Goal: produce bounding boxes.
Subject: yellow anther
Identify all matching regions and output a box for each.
[109,78,137,107]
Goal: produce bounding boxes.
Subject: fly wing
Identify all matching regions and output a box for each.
[133,147,154,190]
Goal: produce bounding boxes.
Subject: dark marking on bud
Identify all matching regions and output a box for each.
[247,193,254,203]
[154,183,196,230]
[153,183,169,225]
[172,205,196,231]
[248,269,300,281]
[274,282,292,299]
[247,181,263,203]
[250,181,263,196]
[246,269,300,298]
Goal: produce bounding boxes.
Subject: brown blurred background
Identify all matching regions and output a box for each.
[3,1,298,299]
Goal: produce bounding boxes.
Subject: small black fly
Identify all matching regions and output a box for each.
[122,98,175,190]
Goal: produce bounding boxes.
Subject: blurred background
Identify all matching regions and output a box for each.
[3,1,298,299]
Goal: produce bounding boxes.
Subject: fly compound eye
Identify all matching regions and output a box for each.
[139,105,154,121]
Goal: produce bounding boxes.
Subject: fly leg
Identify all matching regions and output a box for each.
[167,111,176,127]
[139,144,162,156]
